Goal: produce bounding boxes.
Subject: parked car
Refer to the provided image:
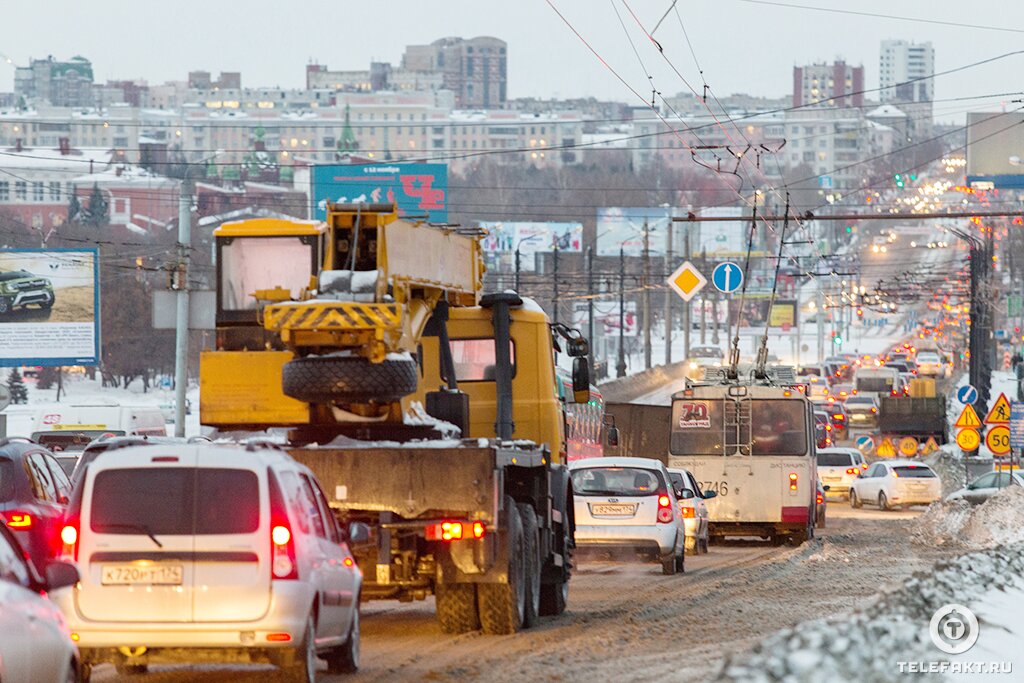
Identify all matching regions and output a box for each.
[569,457,689,575]
[0,439,72,571]
[849,460,941,510]
[52,443,364,680]
[844,395,879,428]
[667,467,716,555]
[813,410,833,448]
[946,470,1024,504]
[816,448,866,499]
[0,519,81,683]
[815,480,827,528]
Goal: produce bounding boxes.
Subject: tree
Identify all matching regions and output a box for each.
[6,369,28,405]
[37,366,58,390]
[83,183,108,227]
[67,188,81,223]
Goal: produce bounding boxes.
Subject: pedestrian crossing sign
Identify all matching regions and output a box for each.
[954,404,982,429]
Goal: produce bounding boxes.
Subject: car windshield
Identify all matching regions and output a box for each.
[571,466,665,497]
[817,452,854,467]
[845,397,874,406]
[32,431,127,452]
[690,347,722,359]
[893,466,936,478]
[90,467,260,535]
[918,354,940,362]
[0,459,16,502]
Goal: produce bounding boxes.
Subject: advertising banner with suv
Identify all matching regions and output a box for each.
[0,248,99,366]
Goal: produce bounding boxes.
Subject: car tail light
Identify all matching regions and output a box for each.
[60,522,79,561]
[268,473,298,580]
[816,492,824,505]
[832,413,845,421]
[4,511,32,529]
[266,633,292,642]
[871,407,878,414]
[679,506,695,519]
[862,463,869,470]
[825,424,832,432]
[789,473,799,491]
[657,493,673,524]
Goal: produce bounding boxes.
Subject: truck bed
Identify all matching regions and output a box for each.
[878,397,947,442]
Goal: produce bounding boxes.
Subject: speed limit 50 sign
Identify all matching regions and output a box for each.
[986,425,1011,456]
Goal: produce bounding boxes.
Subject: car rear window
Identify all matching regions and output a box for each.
[0,459,16,503]
[90,467,260,535]
[893,466,936,478]
[817,452,853,467]
[571,467,665,497]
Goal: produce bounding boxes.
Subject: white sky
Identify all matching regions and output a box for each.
[3,1,1023,122]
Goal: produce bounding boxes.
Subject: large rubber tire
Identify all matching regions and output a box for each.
[517,503,541,629]
[282,616,317,682]
[539,573,568,617]
[282,355,418,404]
[478,496,526,635]
[325,606,359,674]
[79,663,92,683]
[850,490,863,509]
[435,583,480,634]
[879,491,892,511]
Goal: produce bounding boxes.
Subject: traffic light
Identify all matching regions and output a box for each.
[832,331,843,346]
[894,173,905,188]
[857,308,864,318]
[845,225,853,234]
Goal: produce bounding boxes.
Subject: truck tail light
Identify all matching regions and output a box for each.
[656,493,673,524]
[789,473,799,491]
[425,520,485,541]
[268,473,298,580]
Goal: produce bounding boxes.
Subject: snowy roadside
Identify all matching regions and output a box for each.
[718,488,1024,682]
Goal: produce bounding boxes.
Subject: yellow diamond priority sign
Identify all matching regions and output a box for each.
[667,261,707,302]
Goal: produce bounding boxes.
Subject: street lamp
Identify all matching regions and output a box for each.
[514,234,542,292]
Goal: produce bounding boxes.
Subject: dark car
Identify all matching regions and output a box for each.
[827,403,849,441]
[0,439,72,571]
[813,410,833,449]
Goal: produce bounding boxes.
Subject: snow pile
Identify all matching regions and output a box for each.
[717,543,1024,682]
[913,486,1024,549]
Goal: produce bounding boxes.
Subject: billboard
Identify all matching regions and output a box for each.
[312,163,448,222]
[573,301,638,337]
[0,249,99,366]
[695,207,754,257]
[480,221,582,272]
[729,296,798,335]
[966,111,1024,188]
[596,207,674,257]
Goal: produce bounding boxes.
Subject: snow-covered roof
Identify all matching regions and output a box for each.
[71,165,179,187]
[0,146,113,172]
[866,104,907,118]
[197,206,305,227]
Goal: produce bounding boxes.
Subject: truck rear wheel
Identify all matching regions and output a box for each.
[281,355,418,404]
[435,583,480,634]
[517,503,541,628]
[478,496,526,635]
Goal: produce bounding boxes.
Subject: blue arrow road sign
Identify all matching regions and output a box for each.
[712,262,743,293]
[856,435,874,454]
[957,385,978,406]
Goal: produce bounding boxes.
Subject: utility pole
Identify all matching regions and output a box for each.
[173,177,192,438]
[587,246,595,375]
[642,219,651,370]
[816,286,825,363]
[617,247,627,378]
[514,247,522,293]
[664,223,673,366]
[700,248,707,346]
[552,245,560,325]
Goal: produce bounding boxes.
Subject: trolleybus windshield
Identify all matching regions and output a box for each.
[670,398,808,456]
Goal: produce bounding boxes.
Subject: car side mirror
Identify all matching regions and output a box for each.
[44,561,79,591]
[678,489,695,500]
[572,357,590,403]
[605,425,620,448]
[347,521,370,544]
[822,485,831,492]
[702,490,718,500]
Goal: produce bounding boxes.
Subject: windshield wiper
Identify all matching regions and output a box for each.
[95,523,164,548]
[581,489,631,497]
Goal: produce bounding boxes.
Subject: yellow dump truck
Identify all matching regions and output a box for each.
[201,203,602,634]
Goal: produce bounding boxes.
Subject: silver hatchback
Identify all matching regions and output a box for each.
[570,457,689,575]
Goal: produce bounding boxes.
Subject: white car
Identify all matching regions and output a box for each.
[52,443,364,681]
[849,460,941,510]
[667,467,716,555]
[0,518,81,683]
[816,448,867,498]
[570,457,689,575]
[915,352,946,378]
[946,470,1024,504]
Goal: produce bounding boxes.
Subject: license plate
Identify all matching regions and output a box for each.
[823,476,841,482]
[590,503,637,516]
[102,564,183,585]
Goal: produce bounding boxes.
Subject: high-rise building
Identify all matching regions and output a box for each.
[14,56,95,106]
[792,60,864,109]
[402,37,507,109]
[879,40,934,104]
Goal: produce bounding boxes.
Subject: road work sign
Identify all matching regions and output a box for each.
[954,405,982,430]
[984,393,1012,425]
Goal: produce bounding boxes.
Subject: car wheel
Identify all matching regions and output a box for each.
[879,491,892,511]
[79,663,92,683]
[282,615,317,682]
[850,490,862,509]
[325,606,360,674]
[517,503,541,628]
[661,552,677,575]
[66,658,79,683]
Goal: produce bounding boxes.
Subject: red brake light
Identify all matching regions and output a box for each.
[656,491,673,523]
[427,520,486,541]
[816,493,824,505]
[846,467,858,475]
[5,512,32,529]
[60,522,79,561]
[871,407,878,413]
[268,473,298,580]
[266,633,292,642]
[658,495,670,507]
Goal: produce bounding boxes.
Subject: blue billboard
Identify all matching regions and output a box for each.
[0,249,100,366]
[312,163,448,222]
